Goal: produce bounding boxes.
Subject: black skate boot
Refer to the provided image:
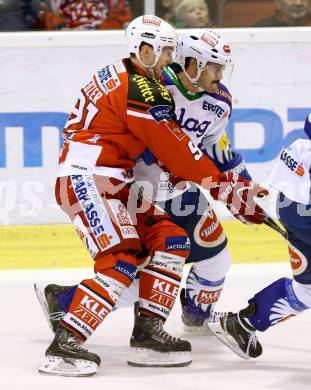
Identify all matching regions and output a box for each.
[128,314,192,367]
[208,304,262,360]
[39,326,101,377]
[34,283,74,333]
[180,288,231,334]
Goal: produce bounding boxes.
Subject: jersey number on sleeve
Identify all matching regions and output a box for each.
[188,140,203,161]
[65,91,99,130]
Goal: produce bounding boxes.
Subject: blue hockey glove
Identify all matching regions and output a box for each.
[220,151,252,181]
[138,148,156,165]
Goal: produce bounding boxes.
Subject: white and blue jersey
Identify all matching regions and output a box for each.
[133,64,252,262]
[267,139,311,206]
[243,139,311,333]
[163,64,233,164]
[134,64,250,203]
[266,139,311,284]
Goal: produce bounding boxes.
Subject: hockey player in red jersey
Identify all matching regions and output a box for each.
[37,15,268,376]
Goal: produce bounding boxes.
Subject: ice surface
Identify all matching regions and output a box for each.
[0,262,310,390]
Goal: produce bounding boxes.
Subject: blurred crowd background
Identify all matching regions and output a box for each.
[1,0,311,31]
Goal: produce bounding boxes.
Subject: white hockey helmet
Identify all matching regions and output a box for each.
[126,15,177,68]
[176,29,232,81]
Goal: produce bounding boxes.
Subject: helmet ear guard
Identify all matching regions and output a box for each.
[125,15,177,69]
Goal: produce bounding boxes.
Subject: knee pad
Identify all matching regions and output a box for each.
[249,277,309,331]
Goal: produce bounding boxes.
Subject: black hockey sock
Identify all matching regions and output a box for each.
[238,302,257,330]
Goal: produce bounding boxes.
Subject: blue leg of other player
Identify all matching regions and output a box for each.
[163,184,232,332]
[209,192,311,359]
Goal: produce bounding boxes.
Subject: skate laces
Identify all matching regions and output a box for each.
[66,335,88,353]
[209,310,228,323]
[153,318,179,343]
[236,312,258,350]
[248,331,258,348]
[49,311,65,321]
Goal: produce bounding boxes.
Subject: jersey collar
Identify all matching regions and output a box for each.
[164,65,205,101]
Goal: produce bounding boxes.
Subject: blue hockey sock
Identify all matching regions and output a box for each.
[182,267,224,322]
[58,285,77,313]
[247,278,308,331]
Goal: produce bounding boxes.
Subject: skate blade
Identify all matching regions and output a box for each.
[183,321,213,335]
[39,355,98,377]
[127,348,192,367]
[208,322,251,360]
[34,283,56,334]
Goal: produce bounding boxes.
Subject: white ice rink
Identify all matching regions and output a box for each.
[1,262,310,390]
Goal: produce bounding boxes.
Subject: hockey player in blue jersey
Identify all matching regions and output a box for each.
[208,113,311,359]
[35,29,258,336]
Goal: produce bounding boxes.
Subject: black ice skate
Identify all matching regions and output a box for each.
[208,309,262,360]
[128,314,192,367]
[34,283,73,333]
[180,288,231,334]
[39,326,101,377]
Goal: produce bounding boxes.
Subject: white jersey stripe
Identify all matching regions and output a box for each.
[79,284,113,311]
[127,109,153,120]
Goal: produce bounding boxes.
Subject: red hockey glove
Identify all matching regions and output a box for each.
[210,172,269,224]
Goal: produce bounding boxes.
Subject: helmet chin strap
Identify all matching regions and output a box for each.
[192,81,205,92]
[181,63,205,92]
[136,51,160,79]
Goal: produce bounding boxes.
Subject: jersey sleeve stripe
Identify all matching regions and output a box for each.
[127,101,151,112]
[128,99,151,108]
[127,109,153,120]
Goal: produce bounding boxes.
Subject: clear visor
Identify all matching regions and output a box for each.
[203,61,234,85]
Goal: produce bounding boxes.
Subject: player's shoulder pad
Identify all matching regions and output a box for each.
[125,58,174,110]
[208,83,232,112]
[94,60,126,95]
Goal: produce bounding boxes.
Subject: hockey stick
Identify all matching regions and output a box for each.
[263,214,288,241]
[255,191,288,240]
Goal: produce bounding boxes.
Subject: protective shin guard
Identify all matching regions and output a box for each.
[248,277,308,331]
[58,252,137,313]
[182,266,224,324]
[138,251,185,320]
[61,273,128,340]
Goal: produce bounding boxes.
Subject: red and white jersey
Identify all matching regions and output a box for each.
[59,0,108,29]
[58,58,221,187]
